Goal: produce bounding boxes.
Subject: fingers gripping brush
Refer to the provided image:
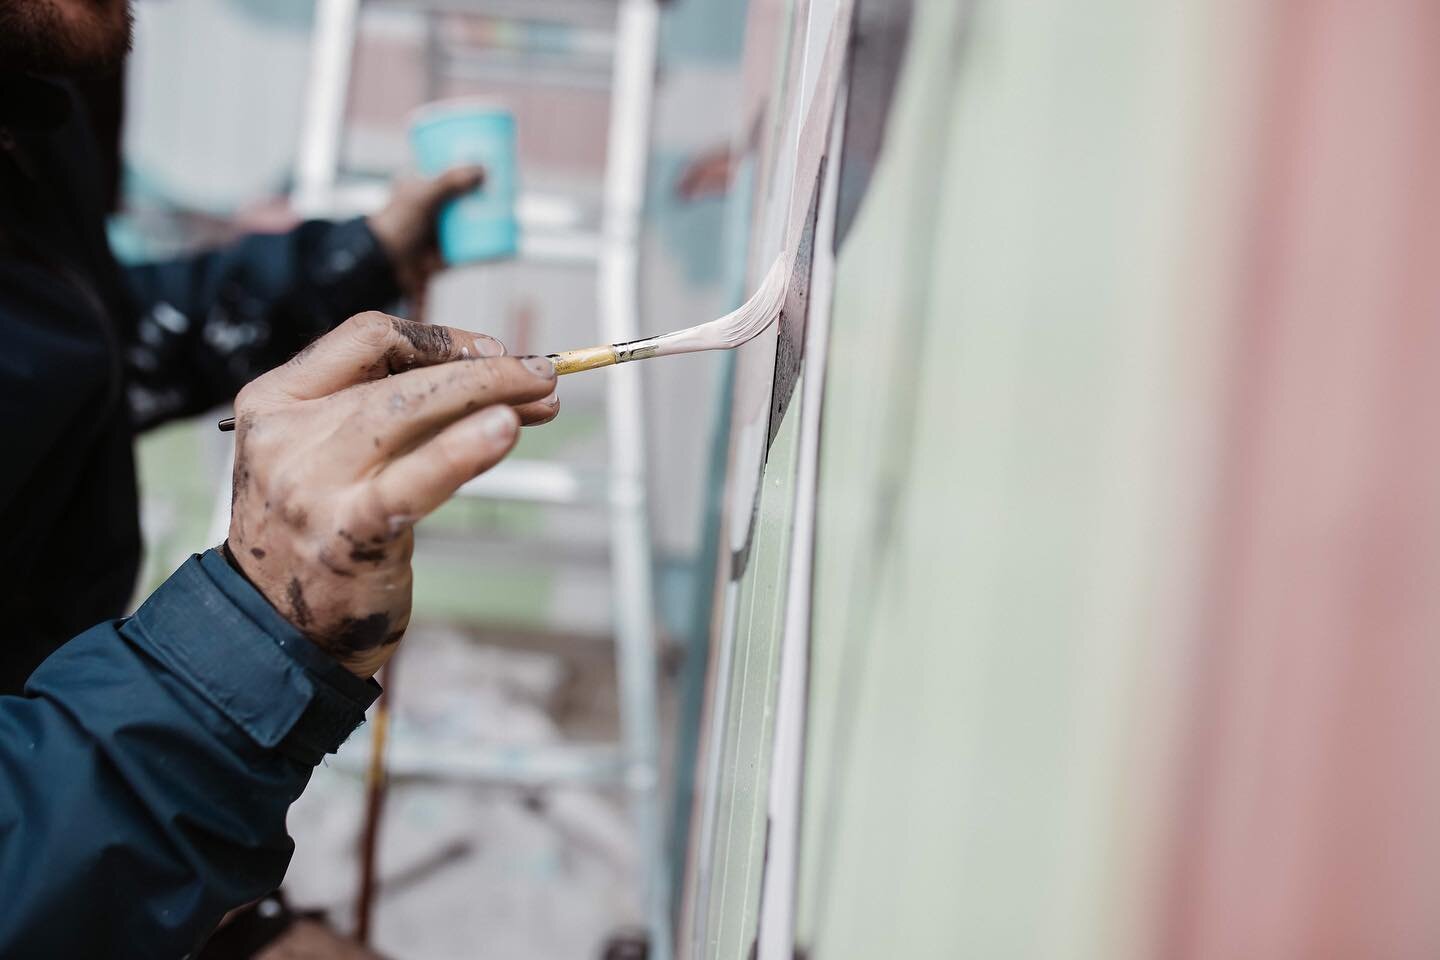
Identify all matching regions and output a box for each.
[547,253,789,375]
[214,254,789,432]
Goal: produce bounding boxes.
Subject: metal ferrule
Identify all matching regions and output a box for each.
[613,337,661,364]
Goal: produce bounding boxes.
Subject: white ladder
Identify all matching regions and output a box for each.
[290,1,670,955]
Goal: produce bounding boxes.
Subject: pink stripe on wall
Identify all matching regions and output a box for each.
[1162,2,1440,957]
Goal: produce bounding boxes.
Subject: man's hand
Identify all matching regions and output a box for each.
[674,145,735,201]
[366,166,485,310]
[225,311,559,678]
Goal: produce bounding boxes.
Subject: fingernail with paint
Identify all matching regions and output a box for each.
[474,335,505,358]
[521,356,556,379]
[480,406,517,442]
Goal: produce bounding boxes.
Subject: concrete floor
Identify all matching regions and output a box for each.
[283,624,654,960]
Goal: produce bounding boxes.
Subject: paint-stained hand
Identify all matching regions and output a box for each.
[367,166,485,314]
[225,311,560,677]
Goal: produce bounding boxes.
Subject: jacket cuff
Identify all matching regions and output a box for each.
[310,216,403,321]
[127,550,380,766]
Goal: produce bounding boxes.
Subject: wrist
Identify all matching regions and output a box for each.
[220,540,387,680]
[220,539,254,585]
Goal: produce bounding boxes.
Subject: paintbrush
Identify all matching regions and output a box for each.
[547,252,789,375]
[216,254,788,431]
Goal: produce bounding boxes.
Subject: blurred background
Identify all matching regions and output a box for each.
[117,0,749,956]
[105,0,1440,957]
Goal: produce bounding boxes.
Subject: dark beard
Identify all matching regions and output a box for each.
[0,0,134,76]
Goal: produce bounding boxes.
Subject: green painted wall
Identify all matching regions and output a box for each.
[793,0,1251,957]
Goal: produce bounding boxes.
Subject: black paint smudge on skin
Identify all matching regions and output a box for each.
[279,503,308,531]
[286,578,313,627]
[289,334,322,365]
[391,317,452,356]
[373,349,416,377]
[318,549,357,578]
[350,543,386,564]
[229,420,255,541]
[232,462,250,502]
[338,529,387,565]
[346,527,398,547]
[368,340,446,378]
[330,612,403,655]
[250,547,266,559]
[230,439,252,517]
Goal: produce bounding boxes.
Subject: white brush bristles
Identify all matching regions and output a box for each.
[713,253,790,347]
[646,253,790,358]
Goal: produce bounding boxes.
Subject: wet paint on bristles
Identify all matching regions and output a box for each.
[546,252,789,375]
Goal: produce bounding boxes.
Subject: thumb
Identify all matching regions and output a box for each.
[242,311,503,404]
[420,165,485,210]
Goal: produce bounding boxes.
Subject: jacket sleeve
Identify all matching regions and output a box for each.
[122,217,401,430]
[0,549,379,959]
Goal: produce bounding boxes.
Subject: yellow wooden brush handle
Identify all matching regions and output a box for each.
[547,345,617,375]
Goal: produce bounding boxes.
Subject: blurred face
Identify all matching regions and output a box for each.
[0,0,133,74]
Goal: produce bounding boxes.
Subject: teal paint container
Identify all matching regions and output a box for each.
[410,100,519,264]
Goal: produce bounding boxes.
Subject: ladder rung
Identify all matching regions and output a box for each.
[339,739,630,786]
[439,54,614,91]
[436,24,616,60]
[294,178,388,218]
[457,459,606,504]
[292,181,603,265]
[519,230,603,264]
[362,0,619,31]
[293,179,595,226]
[520,192,599,231]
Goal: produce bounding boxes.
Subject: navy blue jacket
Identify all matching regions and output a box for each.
[0,74,396,954]
[0,551,380,957]
[0,73,399,692]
